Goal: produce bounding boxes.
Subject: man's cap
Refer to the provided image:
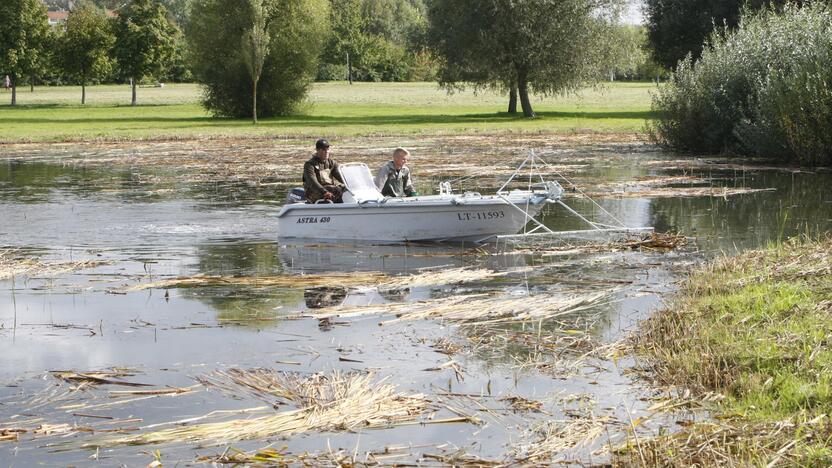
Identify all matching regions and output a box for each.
[315,138,330,149]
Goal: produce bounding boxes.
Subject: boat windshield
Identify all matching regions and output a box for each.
[338,163,385,202]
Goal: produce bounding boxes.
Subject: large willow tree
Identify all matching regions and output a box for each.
[427,0,623,117]
[187,0,328,118]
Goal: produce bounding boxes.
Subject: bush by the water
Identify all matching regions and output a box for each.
[651,3,832,165]
[186,0,328,118]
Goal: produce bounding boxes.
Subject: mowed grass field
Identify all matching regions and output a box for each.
[0,82,657,142]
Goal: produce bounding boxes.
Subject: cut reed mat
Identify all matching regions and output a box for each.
[0,249,110,280]
[89,370,430,447]
[304,290,614,325]
[114,267,515,293]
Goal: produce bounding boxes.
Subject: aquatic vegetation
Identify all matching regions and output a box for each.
[0,249,109,280]
[91,371,432,447]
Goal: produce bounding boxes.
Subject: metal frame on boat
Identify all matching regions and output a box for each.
[276,150,653,243]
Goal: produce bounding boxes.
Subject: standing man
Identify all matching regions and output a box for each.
[376,147,417,197]
[303,138,345,203]
[3,75,9,91]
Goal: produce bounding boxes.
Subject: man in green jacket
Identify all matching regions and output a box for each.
[375,147,416,197]
[303,139,345,203]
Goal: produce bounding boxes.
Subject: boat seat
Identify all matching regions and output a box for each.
[338,163,385,203]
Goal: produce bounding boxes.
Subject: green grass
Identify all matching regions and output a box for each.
[0,82,656,142]
[626,237,832,466]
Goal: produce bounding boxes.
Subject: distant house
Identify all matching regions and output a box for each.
[44,0,117,28]
[46,10,69,27]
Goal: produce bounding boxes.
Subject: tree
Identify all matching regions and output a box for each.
[112,0,177,106]
[321,0,367,82]
[0,0,51,105]
[644,0,806,70]
[427,0,624,117]
[241,0,270,124]
[186,0,328,118]
[57,0,114,104]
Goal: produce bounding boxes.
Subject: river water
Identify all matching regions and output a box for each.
[1,137,830,465]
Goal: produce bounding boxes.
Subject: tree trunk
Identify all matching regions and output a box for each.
[252,79,258,124]
[131,77,137,106]
[11,85,16,106]
[508,85,517,114]
[82,81,86,105]
[347,52,352,85]
[30,75,34,92]
[517,67,535,118]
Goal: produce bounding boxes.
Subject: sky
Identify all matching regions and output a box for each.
[624,0,644,24]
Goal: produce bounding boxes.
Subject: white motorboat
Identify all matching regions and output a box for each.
[277,152,652,243]
[277,161,564,243]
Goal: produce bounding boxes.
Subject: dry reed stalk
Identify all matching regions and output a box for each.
[514,415,619,462]
[115,272,388,292]
[199,444,419,466]
[0,428,26,442]
[51,370,152,388]
[582,187,776,199]
[507,232,686,256]
[0,249,110,280]
[116,267,512,294]
[92,371,429,447]
[305,290,613,325]
[378,267,525,289]
[614,417,831,467]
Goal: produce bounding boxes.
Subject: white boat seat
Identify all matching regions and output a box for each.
[338,163,385,203]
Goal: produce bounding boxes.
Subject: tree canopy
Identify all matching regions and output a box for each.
[112,0,178,105]
[644,0,807,70]
[56,0,115,104]
[319,0,430,81]
[186,0,329,118]
[0,0,51,105]
[427,0,624,117]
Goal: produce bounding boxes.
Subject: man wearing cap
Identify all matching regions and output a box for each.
[303,139,345,203]
[376,147,417,197]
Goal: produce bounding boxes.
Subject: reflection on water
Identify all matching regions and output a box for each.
[1,142,831,465]
[304,287,348,308]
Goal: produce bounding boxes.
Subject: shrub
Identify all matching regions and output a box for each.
[651,3,832,165]
[186,0,328,118]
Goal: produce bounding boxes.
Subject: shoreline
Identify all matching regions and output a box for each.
[622,236,832,465]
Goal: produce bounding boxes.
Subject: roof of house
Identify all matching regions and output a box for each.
[46,10,69,21]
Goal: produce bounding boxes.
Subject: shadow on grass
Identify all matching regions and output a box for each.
[0,109,657,128]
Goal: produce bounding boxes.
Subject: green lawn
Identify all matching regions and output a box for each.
[0,82,657,142]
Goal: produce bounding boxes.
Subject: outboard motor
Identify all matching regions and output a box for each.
[287,187,306,204]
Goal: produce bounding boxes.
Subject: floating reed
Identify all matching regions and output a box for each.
[378,267,525,289]
[0,249,110,280]
[115,272,388,292]
[116,267,514,293]
[51,370,152,388]
[513,415,619,462]
[582,187,776,199]
[91,371,429,447]
[507,232,687,256]
[304,290,613,325]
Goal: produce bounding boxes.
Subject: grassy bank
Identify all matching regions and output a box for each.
[0,82,655,143]
[625,237,832,466]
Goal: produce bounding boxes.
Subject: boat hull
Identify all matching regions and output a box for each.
[277,194,548,242]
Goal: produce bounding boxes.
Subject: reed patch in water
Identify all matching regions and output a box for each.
[90,371,431,447]
[303,290,614,325]
[0,249,110,280]
[114,267,516,293]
